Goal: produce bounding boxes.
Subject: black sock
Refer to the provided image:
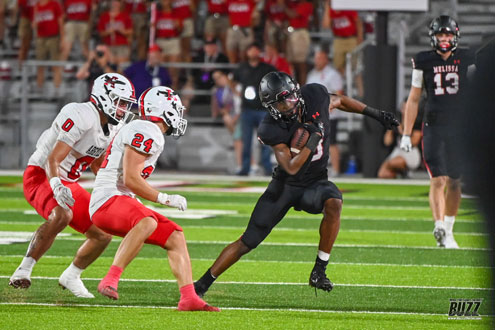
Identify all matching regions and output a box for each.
[198,268,216,288]
[314,256,329,271]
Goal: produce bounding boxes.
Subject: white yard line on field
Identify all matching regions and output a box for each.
[0,301,470,317]
[8,236,486,251]
[3,254,493,269]
[0,276,492,291]
[0,224,488,237]
[0,211,484,223]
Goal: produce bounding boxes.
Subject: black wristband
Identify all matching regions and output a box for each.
[362,106,380,120]
[305,133,321,152]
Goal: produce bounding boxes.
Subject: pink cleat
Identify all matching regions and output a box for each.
[97,281,119,300]
[178,297,220,312]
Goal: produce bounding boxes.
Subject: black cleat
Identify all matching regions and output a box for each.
[194,281,208,298]
[309,269,333,295]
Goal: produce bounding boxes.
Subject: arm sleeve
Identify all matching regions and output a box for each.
[55,104,90,147]
[258,119,290,146]
[411,69,423,88]
[411,53,423,70]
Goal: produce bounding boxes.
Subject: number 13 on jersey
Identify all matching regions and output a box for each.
[434,72,459,95]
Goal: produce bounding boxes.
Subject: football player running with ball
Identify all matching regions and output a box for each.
[90,86,219,312]
[400,16,475,248]
[195,71,399,297]
[9,73,136,298]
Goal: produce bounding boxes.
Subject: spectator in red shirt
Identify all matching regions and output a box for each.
[33,0,64,91]
[284,0,313,84]
[154,0,181,89]
[225,0,258,63]
[262,42,292,76]
[204,0,229,52]
[61,0,96,60]
[16,0,37,65]
[322,0,363,75]
[263,0,287,56]
[124,0,149,60]
[172,0,195,63]
[97,0,133,67]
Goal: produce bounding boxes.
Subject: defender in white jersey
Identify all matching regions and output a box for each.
[91,86,219,311]
[9,73,136,298]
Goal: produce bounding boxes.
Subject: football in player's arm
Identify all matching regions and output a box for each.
[194,71,398,298]
[90,86,219,312]
[9,73,136,298]
[400,16,475,249]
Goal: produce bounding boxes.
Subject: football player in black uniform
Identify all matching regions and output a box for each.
[194,71,399,297]
[400,16,475,249]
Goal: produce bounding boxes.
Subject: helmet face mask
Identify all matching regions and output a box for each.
[138,86,188,138]
[109,92,135,122]
[259,72,303,122]
[268,92,300,121]
[429,15,460,53]
[91,73,137,125]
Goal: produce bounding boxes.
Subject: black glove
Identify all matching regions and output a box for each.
[363,106,400,130]
[302,121,322,135]
[303,121,322,152]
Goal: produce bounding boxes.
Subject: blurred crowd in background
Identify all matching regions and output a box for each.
[0,0,390,176]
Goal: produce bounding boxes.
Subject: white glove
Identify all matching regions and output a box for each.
[157,192,187,211]
[400,135,412,152]
[50,177,74,210]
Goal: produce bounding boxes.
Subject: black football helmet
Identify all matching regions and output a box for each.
[429,15,460,53]
[259,71,304,122]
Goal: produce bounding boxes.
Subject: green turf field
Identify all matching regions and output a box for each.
[0,175,493,329]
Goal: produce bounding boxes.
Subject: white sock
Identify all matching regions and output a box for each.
[66,262,84,277]
[434,220,444,229]
[317,250,330,262]
[19,256,36,272]
[444,216,455,234]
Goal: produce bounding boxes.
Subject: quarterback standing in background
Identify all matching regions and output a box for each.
[401,16,475,249]
[194,71,399,298]
[90,86,219,312]
[9,73,136,297]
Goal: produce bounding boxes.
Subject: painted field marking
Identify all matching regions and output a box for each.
[0,301,465,317]
[0,276,492,291]
[1,235,487,251]
[2,254,492,269]
[0,210,484,224]
[0,223,488,237]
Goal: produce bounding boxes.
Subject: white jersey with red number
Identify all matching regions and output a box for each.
[28,102,121,182]
[89,120,164,217]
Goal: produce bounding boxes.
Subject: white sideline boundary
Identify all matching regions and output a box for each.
[0,302,464,317]
[0,276,492,291]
